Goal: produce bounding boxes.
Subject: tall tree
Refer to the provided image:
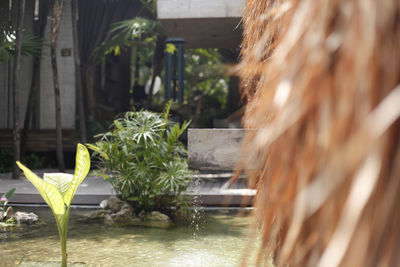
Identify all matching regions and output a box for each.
[21,0,49,155]
[71,0,87,143]
[12,0,26,179]
[50,0,65,171]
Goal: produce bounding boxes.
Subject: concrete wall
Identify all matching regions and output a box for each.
[158,0,245,48]
[158,0,245,19]
[39,0,75,129]
[188,128,248,170]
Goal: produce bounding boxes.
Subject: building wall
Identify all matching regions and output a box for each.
[39,0,76,129]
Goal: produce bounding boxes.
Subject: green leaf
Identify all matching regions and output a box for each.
[3,187,16,201]
[44,173,73,197]
[162,100,172,122]
[114,45,121,56]
[114,119,124,130]
[16,162,65,215]
[63,144,90,206]
[165,43,176,54]
[144,36,155,43]
[86,143,109,160]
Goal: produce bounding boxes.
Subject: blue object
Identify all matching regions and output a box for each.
[165,38,185,104]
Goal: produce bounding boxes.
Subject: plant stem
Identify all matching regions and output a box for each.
[61,237,67,267]
[55,214,68,267]
[63,209,71,267]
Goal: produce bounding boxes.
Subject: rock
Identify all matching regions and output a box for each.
[104,212,141,226]
[88,209,109,220]
[99,199,109,210]
[145,211,172,223]
[108,196,125,212]
[5,206,14,219]
[103,210,173,228]
[141,211,174,228]
[0,222,19,231]
[115,204,133,218]
[14,211,39,225]
[138,210,146,218]
[120,203,134,215]
[103,201,140,226]
[90,198,173,228]
[89,201,138,225]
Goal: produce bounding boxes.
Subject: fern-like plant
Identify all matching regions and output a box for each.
[88,102,193,212]
[16,144,90,267]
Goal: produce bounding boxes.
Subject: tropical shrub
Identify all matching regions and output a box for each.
[87,102,193,212]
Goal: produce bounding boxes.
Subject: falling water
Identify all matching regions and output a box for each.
[189,174,204,239]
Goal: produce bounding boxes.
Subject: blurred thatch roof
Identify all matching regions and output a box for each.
[237,0,400,266]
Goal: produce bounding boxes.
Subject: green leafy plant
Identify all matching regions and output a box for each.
[0,150,51,173]
[0,149,13,173]
[88,101,193,212]
[92,17,161,62]
[16,144,90,267]
[0,30,43,62]
[23,153,49,169]
[1,187,16,221]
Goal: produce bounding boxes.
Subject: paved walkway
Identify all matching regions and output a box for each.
[0,170,255,206]
[0,170,114,205]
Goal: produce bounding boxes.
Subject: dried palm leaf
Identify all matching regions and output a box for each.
[237,0,400,266]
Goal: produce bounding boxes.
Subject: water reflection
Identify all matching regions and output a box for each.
[0,207,257,266]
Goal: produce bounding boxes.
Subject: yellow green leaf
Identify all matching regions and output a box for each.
[44,173,73,197]
[114,119,123,130]
[16,162,65,215]
[64,144,90,206]
[165,43,176,54]
[114,45,120,56]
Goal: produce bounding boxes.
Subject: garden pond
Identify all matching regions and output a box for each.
[0,206,261,266]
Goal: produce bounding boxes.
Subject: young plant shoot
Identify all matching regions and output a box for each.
[1,187,16,221]
[16,144,90,267]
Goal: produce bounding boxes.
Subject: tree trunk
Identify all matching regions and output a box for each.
[71,0,87,143]
[21,3,48,155]
[83,65,95,116]
[21,50,39,156]
[12,0,26,179]
[50,0,65,171]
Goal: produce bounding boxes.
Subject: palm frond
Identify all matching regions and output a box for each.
[0,30,43,62]
[91,18,161,62]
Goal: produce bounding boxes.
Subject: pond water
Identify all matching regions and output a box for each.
[0,207,261,266]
